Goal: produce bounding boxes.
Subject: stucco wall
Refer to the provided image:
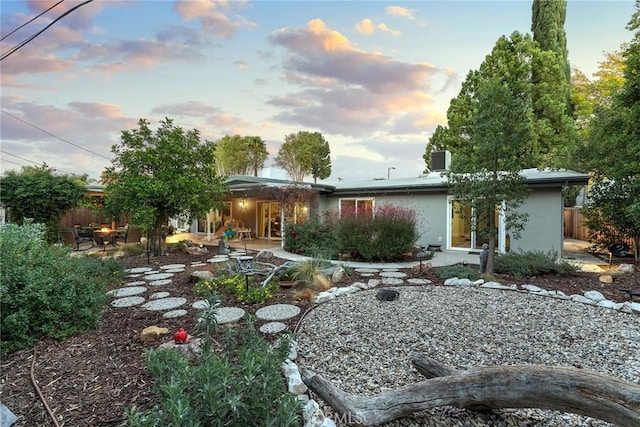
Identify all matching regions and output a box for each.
[510,189,564,254]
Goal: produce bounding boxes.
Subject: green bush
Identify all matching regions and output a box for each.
[494,250,577,279]
[127,317,301,427]
[437,264,481,281]
[194,274,278,305]
[284,214,338,259]
[1,222,124,355]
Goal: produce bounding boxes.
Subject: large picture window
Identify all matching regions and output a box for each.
[448,198,506,252]
[339,198,374,217]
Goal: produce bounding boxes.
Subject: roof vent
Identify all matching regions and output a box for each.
[431,150,451,172]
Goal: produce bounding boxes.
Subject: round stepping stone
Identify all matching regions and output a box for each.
[354,268,380,273]
[207,257,229,263]
[142,297,186,311]
[144,272,174,281]
[111,296,145,307]
[407,278,432,285]
[192,300,208,309]
[107,286,147,297]
[191,262,206,267]
[382,268,400,272]
[381,278,404,285]
[163,268,185,273]
[259,322,287,334]
[163,309,188,319]
[142,270,160,275]
[126,267,154,274]
[215,307,246,324]
[161,264,186,270]
[125,281,146,287]
[379,271,407,278]
[255,304,301,321]
[150,292,170,299]
[360,273,375,277]
[126,274,143,278]
[149,279,172,286]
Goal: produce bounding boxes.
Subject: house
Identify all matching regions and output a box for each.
[188,167,589,255]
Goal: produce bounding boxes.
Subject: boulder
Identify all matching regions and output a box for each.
[599,275,614,284]
[141,326,170,342]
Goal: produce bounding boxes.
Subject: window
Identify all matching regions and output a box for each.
[339,198,374,218]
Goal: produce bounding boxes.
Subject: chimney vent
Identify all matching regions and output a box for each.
[431,150,451,171]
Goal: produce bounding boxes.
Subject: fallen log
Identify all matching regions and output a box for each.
[300,356,640,426]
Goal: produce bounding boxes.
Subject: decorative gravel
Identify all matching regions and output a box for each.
[255,304,301,321]
[215,307,245,324]
[381,277,404,285]
[142,297,186,311]
[296,286,640,427]
[110,296,145,308]
[144,272,174,281]
[107,286,146,297]
[407,278,432,285]
[163,309,188,319]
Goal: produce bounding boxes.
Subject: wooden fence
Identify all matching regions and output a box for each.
[563,207,589,241]
[60,206,129,229]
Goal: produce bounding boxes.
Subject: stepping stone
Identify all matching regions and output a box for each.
[255,304,301,321]
[215,307,246,324]
[163,268,185,273]
[149,279,172,286]
[192,300,209,309]
[354,268,380,273]
[163,309,188,319]
[260,322,287,334]
[144,272,174,281]
[191,262,206,267]
[125,281,146,287]
[381,278,404,285]
[142,270,160,275]
[379,271,407,278]
[360,273,375,277]
[126,274,143,278]
[111,296,145,307]
[407,278,432,285]
[126,267,154,274]
[142,297,186,311]
[382,268,400,272]
[161,264,186,270]
[150,292,170,299]
[107,286,147,297]
[207,257,229,263]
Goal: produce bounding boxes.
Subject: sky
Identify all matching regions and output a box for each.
[0,0,635,184]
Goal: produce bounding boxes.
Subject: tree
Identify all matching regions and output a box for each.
[581,7,640,262]
[215,135,268,176]
[104,118,227,256]
[274,131,332,182]
[446,76,533,273]
[0,165,86,242]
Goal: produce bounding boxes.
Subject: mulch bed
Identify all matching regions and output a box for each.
[1,247,637,427]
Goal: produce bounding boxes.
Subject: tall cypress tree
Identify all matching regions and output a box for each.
[532,0,570,83]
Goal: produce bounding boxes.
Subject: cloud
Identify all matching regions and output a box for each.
[173,0,257,38]
[152,101,223,117]
[355,19,401,36]
[385,6,415,20]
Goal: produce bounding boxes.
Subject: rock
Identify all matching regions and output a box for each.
[186,246,208,255]
[254,249,274,261]
[584,290,606,302]
[331,266,346,282]
[303,399,336,427]
[617,263,635,273]
[599,275,614,284]
[158,337,202,360]
[141,326,170,342]
[570,295,597,305]
[190,270,215,283]
[1,402,17,427]
[376,288,399,301]
[522,284,544,293]
[281,360,307,395]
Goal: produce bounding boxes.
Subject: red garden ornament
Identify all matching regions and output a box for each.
[173,327,189,344]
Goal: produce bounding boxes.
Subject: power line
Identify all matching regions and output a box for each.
[0,0,94,61]
[1,149,74,175]
[1,0,65,42]
[1,110,111,160]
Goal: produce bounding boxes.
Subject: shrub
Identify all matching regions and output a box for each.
[494,250,577,279]
[437,264,481,281]
[127,317,301,427]
[285,258,333,291]
[284,214,338,259]
[194,274,278,305]
[1,222,124,355]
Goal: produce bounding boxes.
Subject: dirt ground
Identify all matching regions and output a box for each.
[1,247,637,427]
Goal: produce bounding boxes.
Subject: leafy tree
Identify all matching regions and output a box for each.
[582,7,640,262]
[0,165,86,242]
[215,135,268,176]
[446,76,534,273]
[532,0,571,90]
[275,131,331,182]
[104,118,227,256]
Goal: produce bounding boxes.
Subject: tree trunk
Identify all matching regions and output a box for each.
[300,355,640,426]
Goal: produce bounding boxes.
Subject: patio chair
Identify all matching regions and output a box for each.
[116,227,142,244]
[92,231,107,251]
[61,228,94,251]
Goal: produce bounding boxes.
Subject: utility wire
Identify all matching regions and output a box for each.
[1,0,65,42]
[1,149,74,175]
[1,110,111,160]
[0,0,94,61]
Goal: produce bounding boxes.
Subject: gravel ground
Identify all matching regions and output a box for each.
[296,285,640,426]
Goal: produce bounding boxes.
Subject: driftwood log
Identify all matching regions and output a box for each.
[300,354,640,426]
